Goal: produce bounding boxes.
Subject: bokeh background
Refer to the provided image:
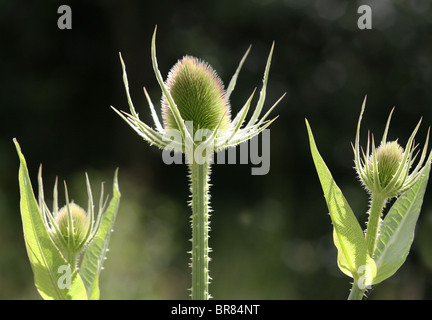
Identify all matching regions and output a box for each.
[1,0,432,299]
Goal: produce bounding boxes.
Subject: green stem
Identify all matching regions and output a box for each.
[348,194,387,300]
[364,194,387,256]
[63,250,77,271]
[348,279,366,300]
[189,158,212,300]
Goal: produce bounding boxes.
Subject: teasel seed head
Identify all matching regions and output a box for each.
[162,56,232,134]
[112,26,284,155]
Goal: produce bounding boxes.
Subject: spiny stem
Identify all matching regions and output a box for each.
[364,194,387,256]
[189,157,212,300]
[349,194,386,300]
[348,279,366,300]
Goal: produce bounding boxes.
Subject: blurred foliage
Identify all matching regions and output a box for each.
[1,0,432,299]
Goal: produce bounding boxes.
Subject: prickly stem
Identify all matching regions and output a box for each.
[188,154,212,300]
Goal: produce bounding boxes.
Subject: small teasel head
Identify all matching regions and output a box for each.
[48,194,94,266]
[368,141,404,189]
[354,97,432,199]
[53,202,90,252]
[43,173,107,268]
[162,56,232,134]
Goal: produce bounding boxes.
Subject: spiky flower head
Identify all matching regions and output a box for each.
[112,26,284,156]
[40,171,110,267]
[53,202,90,253]
[354,97,432,199]
[369,141,404,188]
[162,56,231,134]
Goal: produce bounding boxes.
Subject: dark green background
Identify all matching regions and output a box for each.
[1,0,432,299]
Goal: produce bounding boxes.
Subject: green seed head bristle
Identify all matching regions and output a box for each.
[371,141,404,188]
[55,202,90,245]
[162,56,232,133]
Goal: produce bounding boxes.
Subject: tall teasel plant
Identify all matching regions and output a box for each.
[112,27,284,299]
[14,139,121,300]
[306,97,432,300]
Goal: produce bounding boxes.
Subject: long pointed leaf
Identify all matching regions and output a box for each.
[78,169,121,300]
[305,121,376,283]
[373,164,431,284]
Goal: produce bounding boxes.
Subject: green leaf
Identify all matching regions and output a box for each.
[14,139,88,300]
[305,120,376,283]
[78,169,121,300]
[373,164,431,284]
